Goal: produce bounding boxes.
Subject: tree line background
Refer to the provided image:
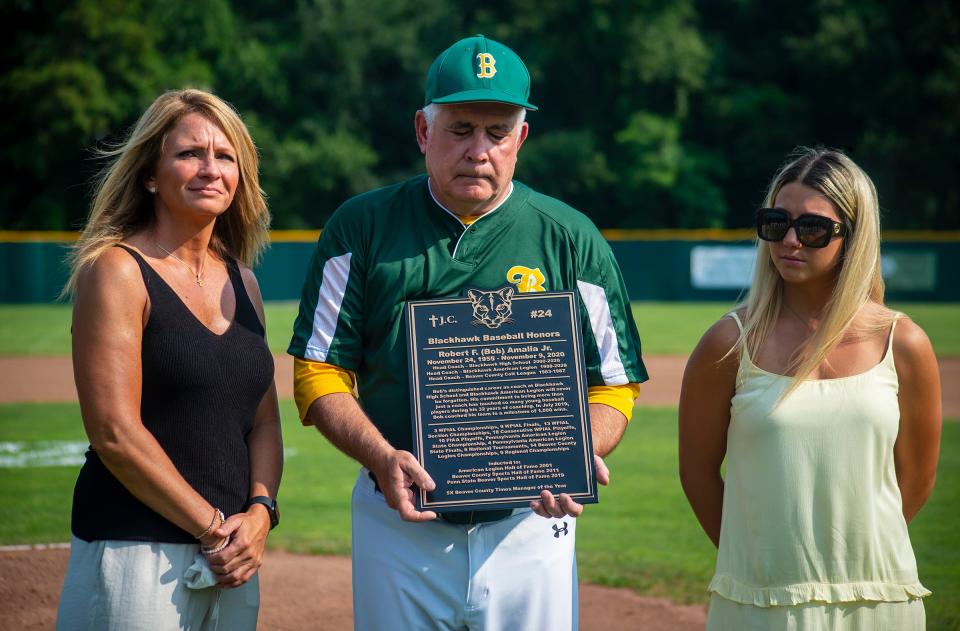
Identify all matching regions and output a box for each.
[2,0,958,231]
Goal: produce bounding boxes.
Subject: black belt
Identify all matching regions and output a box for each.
[367,471,514,525]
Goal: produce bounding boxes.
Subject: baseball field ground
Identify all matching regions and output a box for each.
[1,302,957,629]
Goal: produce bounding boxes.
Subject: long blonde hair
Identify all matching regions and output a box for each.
[63,88,269,296]
[738,147,893,393]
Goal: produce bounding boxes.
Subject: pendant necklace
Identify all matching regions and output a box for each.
[156,242,206,286]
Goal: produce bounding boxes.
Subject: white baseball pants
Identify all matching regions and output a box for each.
[351,468,578,631]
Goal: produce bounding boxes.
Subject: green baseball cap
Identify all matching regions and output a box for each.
[424,35,538,111]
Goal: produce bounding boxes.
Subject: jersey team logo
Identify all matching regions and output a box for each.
[467,287,513,329]
[476,52,497,78]
[507,266,546,293]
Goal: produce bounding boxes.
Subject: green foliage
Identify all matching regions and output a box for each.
[2,402,958,627]
[517,129,617,216]
[0,0,958,228]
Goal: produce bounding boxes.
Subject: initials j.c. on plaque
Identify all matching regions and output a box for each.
[405,288,597,512]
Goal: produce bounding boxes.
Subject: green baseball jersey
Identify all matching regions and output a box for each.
[289,175,647,452]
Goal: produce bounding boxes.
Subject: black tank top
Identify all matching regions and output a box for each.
[71,245,274,543]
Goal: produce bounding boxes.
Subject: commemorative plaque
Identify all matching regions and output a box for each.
[406,287,597,512]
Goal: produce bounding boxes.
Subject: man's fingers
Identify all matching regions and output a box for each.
[532,491,583,518]
[539,490,566,518]
[377,449,439,520]
[557,493,584,518]
[399,456,435,492]
[594,454,610,486]
[529,500,551,518]
[539,490,585,518]
[397,500,437,522]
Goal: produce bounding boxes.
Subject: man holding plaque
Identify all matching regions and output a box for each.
[289,35,647,631]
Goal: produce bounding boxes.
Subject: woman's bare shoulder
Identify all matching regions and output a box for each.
[696,312,742,359]
[680,312,743,383]
[892,315,935,366]
[75,244,147,301]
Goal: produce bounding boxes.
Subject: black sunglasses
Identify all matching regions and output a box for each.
[756,208,846,248]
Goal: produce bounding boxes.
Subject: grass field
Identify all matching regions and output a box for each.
[1,301,959,357]
[1,402,957,628]
[2,302,958,627]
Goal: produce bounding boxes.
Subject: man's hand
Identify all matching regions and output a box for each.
[530,454,610,519]
[205,507,271,588]
[306,394,438,522]
[373,449,438,522]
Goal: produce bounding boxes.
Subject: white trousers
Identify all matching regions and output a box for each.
[56,536,259,631]
[351,469,578,631]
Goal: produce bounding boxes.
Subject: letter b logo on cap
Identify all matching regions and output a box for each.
[476,52,497,78]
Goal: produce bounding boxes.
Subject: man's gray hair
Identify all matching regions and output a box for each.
[421,103,527,131]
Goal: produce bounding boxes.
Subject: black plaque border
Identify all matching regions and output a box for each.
[406,291,596,511]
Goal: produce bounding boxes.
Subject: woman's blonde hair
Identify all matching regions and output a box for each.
[63,88,269,296]
[737,147,893,394]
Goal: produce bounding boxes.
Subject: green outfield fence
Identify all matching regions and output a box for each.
[2,230,959,303]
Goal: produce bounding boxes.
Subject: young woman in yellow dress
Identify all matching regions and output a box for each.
[679,148,941,629]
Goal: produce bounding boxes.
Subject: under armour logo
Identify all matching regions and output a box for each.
[476,52,497,78]
[552,522,569,538]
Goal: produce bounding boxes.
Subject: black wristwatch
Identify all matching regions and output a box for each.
[245,496,280,530]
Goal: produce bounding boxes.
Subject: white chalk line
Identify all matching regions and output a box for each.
[0,542,71,552]
[0,441,299,468]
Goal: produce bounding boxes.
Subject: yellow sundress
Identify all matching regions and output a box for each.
[707,313,929,630]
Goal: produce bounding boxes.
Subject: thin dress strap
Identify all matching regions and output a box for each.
[725,311,750,383]
[888,314,902,351]
[882,313,903,370]
[727,311,744,333]
[223,256,266,337]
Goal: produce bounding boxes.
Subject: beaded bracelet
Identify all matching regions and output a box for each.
[201,537,230,556]
[194,508,224,540]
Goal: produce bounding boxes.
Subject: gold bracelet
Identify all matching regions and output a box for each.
[194,508,224,540]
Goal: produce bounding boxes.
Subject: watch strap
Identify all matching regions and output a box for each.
[244,496,279,529]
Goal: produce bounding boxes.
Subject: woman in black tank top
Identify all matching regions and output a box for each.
[56,90,282,631]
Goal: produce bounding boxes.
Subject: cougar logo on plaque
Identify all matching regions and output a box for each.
[467,287,514,329]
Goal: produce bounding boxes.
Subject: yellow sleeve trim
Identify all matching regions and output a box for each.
[588,383,641,422]
[293,358,355,424]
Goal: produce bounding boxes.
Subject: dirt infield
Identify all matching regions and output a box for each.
[2,354,958,415]
[0,353,716,629]
[0,547,707,630]
[2,352,956,629]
